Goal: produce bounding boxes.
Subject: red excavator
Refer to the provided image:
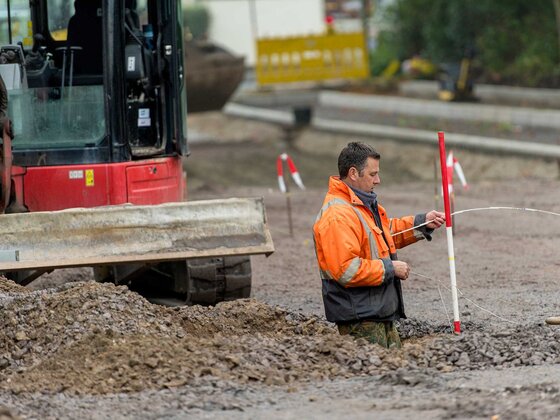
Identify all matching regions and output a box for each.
[0,0,272,304]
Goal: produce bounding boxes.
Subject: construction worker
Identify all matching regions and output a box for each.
[313,142,445,348]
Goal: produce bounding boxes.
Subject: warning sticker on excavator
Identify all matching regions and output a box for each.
[127,57,136,72]
[138,108,151,127]
[85,169,94,187]
[69,170,84,179]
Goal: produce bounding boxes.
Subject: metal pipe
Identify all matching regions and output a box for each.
[7,0,12,45]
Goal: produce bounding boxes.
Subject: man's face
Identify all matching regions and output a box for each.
[347,157,380,193]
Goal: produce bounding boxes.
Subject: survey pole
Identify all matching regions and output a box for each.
[438,131,461,334]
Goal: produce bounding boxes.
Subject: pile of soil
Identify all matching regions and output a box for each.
[2,278,560,396]
[0,279,28,294]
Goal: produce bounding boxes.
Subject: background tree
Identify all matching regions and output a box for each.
[372,0,560,87]
[184,4,211,40]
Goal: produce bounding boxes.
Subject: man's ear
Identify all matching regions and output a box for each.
[348,166,358,180]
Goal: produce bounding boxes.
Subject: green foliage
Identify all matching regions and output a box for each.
[184,4,211,40]
[421,0,478,62]
[390,0,431,59]
[375,0,560,87]
[369,31,400,76]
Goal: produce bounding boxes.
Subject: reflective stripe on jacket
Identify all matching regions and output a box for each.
[313,176,425,323]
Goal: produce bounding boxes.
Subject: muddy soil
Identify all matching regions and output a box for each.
[1,113,560,419]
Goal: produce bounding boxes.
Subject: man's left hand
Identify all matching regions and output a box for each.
[425,210,445,229]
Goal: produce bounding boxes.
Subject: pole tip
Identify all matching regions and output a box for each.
[453,320,461,334]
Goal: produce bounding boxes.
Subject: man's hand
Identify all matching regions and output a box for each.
[393,260,410,280]
[425,210,445,229]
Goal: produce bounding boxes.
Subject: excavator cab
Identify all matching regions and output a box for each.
[4,0,186,174]
[0,1,273,304]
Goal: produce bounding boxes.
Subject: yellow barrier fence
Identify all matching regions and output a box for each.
[256,32,370,86]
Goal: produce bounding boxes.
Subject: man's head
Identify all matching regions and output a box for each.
[338,142,381,193]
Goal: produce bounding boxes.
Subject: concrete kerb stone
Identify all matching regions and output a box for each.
[318,91,560,130]
[224,103,296,126]
[224,101,560,159]
[312,118,560,159]
[400,80,560,108]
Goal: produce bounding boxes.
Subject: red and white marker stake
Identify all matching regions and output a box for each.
[277,153,305,237]
[277,153,305,193]
[276,156,287,193]
[445,151,469,193]
[446,151,455,194]
[438,132,461,334]
[453,157,469,191]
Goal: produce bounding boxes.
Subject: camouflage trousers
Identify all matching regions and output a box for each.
[337,320,402,349]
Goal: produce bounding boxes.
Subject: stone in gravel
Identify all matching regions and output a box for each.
[0,358,9,370]
[0,406,21,420]
[144,358,159,369]
[224,355,241,367]
[455,352,470,367]
[369,355,382,367]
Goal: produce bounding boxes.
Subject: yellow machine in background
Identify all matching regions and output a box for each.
[438,56,475,102]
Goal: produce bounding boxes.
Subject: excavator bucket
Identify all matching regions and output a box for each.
[0,197,274,272]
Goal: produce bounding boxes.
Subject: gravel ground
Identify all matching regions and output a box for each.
[1,113,560,419]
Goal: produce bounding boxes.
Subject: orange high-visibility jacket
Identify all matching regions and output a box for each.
[313,176,428,322]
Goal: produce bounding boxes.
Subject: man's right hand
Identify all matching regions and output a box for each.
[393,260,410,280]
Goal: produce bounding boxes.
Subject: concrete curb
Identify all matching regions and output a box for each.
[318,91,560,129]
[224,103,560,159]
[400,80,560,108]
[313,118,560,159]
[224,103,296,125]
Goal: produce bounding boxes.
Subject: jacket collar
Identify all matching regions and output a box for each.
[327,176,364,206]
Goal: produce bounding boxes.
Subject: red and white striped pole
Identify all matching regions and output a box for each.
[438,132,461,334]
[276,155,287,193]
[453,156,469,190]
[277,153,305,237]
[277,153,305,193]
[446,151,455,194]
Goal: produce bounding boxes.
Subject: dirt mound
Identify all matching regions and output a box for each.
[0,281,400,395]
[2,281,560,396]
[177,299,324,336]
[5,329,359,395]
[0,281,183,373]
[0,278,29,294]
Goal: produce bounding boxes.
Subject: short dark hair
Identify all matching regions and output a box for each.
[338,142,380,178]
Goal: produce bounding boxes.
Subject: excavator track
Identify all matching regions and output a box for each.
[115,256,252,306]
[188,256,252,304]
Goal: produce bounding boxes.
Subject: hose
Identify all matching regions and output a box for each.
[0,73,7,118]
